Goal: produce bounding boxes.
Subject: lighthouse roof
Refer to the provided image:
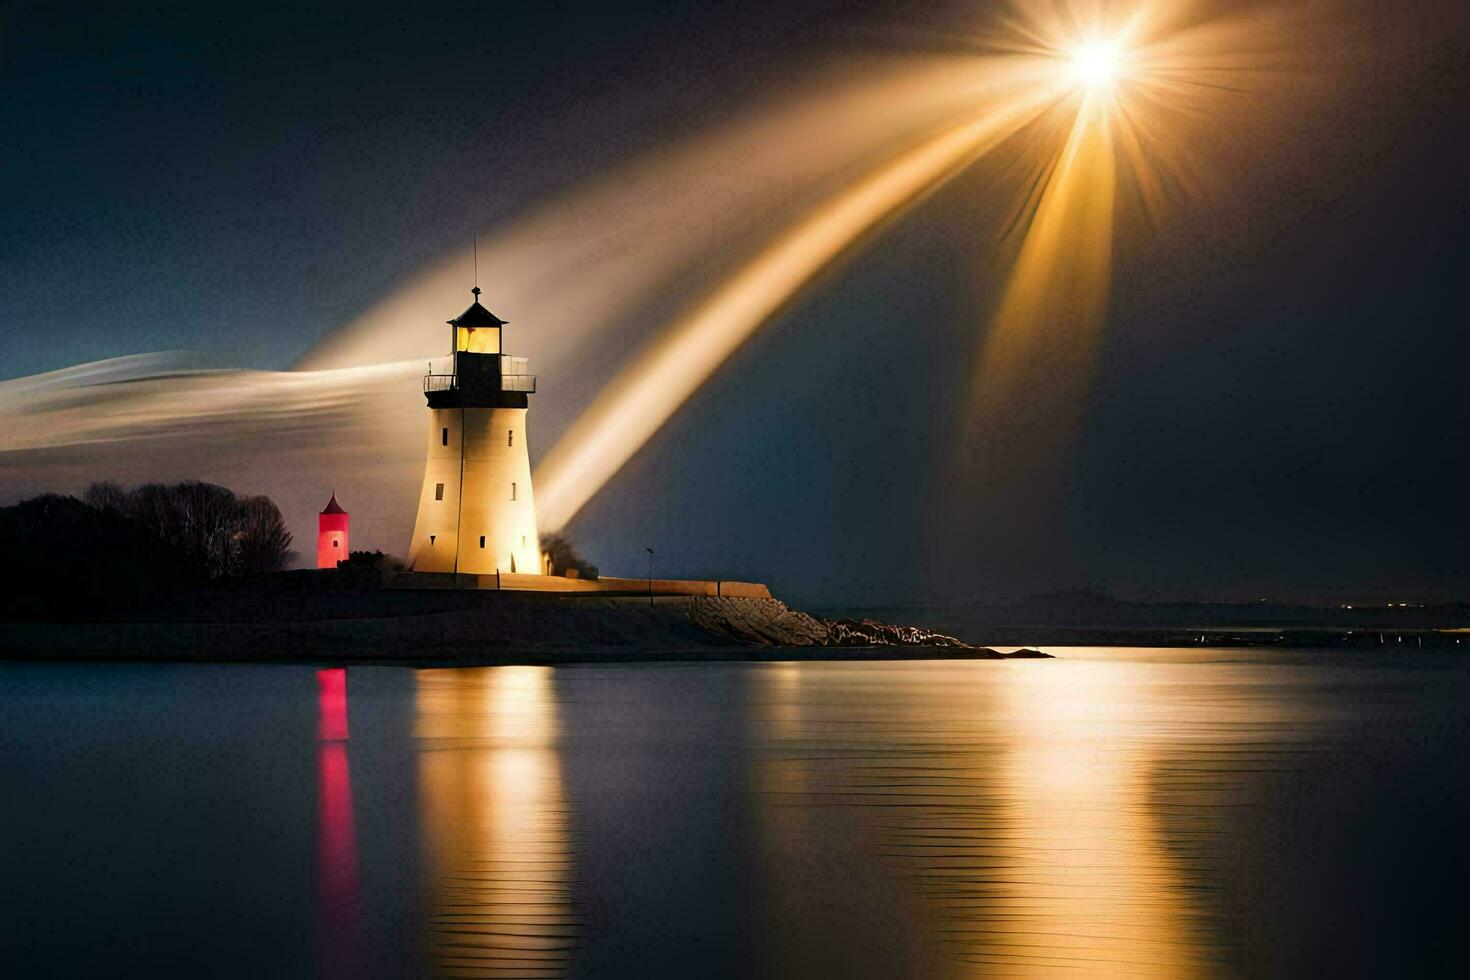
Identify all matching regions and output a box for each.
[320,493,347,515]
[448,288,507,327]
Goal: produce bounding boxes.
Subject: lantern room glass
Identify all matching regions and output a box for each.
[456,325,500,354]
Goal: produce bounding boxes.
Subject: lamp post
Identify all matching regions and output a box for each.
[645,547,654,608]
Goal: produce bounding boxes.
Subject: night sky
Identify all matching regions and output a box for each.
[3,1,1468,605]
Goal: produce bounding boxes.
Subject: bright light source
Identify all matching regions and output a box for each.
[1070,40,1123,90]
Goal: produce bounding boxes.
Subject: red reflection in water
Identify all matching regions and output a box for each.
[318,667,350,741]
[317,669,361,979]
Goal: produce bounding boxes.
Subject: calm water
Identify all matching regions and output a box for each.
[2,649,1468,978]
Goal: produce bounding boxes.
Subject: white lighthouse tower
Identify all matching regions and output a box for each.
[407,286,542,577]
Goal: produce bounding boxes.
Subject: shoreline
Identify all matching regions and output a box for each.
[0,593,1051,665]
[0,643,1047,668]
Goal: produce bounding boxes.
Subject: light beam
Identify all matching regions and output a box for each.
[533,67,1056,531]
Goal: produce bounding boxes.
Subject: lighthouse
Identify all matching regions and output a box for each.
[407,286,541,576]
[317,494,350,568]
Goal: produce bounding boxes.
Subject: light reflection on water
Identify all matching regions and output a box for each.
[400,652,1470,978]
[747,657,1283,977]
[415,667,576,978]
[3,650,1468,978]
[741,650,1470,978]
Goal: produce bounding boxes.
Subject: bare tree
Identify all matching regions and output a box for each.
[81,480,295,579]
[232,495,296,574]
[83,481,128,512]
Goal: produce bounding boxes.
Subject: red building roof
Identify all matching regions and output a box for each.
[320,493,347,515]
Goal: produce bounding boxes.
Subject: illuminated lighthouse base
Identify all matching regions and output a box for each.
[407,405,541,575]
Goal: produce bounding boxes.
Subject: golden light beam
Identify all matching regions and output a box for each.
[956,2,1309,507]
[970,87,1116,432]
[533,66,1061,532]
[292,53,1044,374]
[537,0,1292,534]
[947,40,1120,558]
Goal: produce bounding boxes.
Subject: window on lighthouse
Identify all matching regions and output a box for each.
[507,429,514,447]
[511,482,517,501]
[441,427,448,446]
[456,326,500,354]
[435,483,445,501]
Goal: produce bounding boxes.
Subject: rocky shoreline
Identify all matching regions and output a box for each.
[688,597,1048,656]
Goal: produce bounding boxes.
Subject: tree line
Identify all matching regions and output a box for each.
[0,481,295,617]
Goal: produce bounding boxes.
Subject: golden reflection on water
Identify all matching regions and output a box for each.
[415,667,575,979]
[984,659,1206,976]
[749,655,1322,978]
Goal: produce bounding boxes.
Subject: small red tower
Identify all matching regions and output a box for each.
[317,494,350,569]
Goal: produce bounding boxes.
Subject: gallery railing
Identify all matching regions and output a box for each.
[423,373,538,394]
